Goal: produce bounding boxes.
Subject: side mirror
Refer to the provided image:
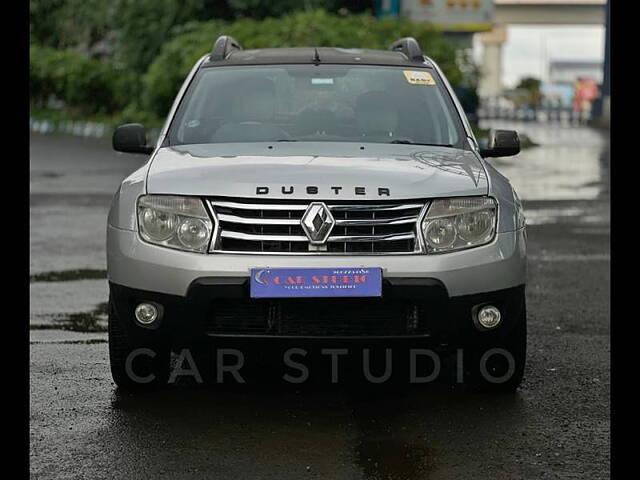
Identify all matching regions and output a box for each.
[113,123,154,154]
[479,129,520,158]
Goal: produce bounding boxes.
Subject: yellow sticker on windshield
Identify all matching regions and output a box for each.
[403,70,436,86]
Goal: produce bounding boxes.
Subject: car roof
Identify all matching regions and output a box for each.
[201,47,435,69]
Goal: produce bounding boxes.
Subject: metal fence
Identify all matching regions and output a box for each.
[29,116,161,143]
[478,97,592,124]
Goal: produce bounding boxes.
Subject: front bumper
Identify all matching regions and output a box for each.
[107,226,526,298]
[110,278,525,347]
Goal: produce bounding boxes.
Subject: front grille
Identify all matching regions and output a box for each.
[206,298,428,336]
[209,198,426,254]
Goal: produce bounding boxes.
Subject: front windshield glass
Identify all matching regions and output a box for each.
[168,64,464,147]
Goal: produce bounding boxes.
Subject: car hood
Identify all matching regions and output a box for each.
[146,142,488,200]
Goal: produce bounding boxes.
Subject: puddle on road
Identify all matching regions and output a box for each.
[30,268,107,282]
[523,206,609,226]
[528,253,610,262]
[349,389,441,479]
[62,302,108,332]
[30,275,108,331]
[30,337,107,345]
[100,360,538,478]
[33,171,64,179]
[31,302,108,333]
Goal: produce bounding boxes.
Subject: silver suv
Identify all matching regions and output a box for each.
[107,36,526,391]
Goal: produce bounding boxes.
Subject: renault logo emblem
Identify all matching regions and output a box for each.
[301,202,335,244]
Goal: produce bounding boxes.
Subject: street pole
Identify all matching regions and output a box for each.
[601,0,610,123]
[592,0,610,122]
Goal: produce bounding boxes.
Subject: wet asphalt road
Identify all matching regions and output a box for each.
[29,123,610,479]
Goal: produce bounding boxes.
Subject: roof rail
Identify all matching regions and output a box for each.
[388,37,423,62]
[210,35,242,61]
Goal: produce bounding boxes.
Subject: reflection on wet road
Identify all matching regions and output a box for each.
[30,124,609,479]
[483,120,609,202]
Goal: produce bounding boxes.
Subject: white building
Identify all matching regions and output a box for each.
[548,60,603,85]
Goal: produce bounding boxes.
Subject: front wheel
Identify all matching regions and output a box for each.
[108,295,170,392]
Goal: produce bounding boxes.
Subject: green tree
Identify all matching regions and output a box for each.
[30,44,137,114]
[142,9,467,117]
[516,76,542,106]
[31,0,375,62]
[225,0,373,18]
[30,4,476,126]
[30,0,115,52]
[111,0,206,73]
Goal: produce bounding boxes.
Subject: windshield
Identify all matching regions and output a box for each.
[168,64,465,147]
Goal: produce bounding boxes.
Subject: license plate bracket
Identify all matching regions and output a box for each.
[249,267,382,299]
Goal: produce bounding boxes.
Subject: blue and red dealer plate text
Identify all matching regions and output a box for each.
[249,267,382,298]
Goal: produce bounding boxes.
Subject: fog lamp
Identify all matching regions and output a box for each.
[476,305,502,329]
[134,302,159,325]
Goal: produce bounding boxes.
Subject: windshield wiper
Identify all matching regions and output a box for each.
[276,139,298,142]
[389,139,454,147]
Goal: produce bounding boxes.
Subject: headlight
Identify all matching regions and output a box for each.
[421,197,497,253]
[137,195,213,253]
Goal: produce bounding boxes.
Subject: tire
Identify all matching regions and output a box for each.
[108,294,170,392]
[465,301,527,393]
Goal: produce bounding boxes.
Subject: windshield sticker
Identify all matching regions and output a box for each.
[403,70,436,86]
[311,78,334,85]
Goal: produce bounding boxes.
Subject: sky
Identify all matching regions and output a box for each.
[473,25,605,88]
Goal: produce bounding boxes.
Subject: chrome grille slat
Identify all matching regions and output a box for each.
[212,201,308,211]
[218,214,300,225]
[219,213,418,226]
[329,233,415,243]
[212,201,424,212]
[335,215,417,226]
[221,231,309,242]
[328,203,423,211]
[210,198,426,254]
[219,231,415,243]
